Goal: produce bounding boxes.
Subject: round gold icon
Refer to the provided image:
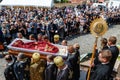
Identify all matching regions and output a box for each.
[90,18,108,37]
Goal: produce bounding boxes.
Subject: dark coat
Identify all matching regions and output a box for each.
[56,65,73,80]
[4,56,17,80]
[90,63,111,80]
[94,46,109,66]
[0,29,4,43]
[109,46,119,73]
[4,62,17,80]
[66,51,80,80]
[48,22,57,42]
[14,59,30,80]
[45,63,57,80]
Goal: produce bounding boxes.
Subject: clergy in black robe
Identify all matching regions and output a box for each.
[90,50,112,80]
[90,63,111,80]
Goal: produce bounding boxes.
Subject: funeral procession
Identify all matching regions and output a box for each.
[0,0,120,80]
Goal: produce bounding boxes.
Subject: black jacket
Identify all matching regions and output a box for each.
[56,65,73,80]
[4,55,17,80]
[45,63,57,80]
[4,62,17,80]
[66,51,80,80]
[90,63,111,80]
[109,46,119,73]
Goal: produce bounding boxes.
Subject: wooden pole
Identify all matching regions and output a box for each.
[87,36,98,80]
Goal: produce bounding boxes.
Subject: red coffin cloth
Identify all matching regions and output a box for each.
[11,40,59,53]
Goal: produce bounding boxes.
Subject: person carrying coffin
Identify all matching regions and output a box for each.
[30,52,46,80]
[4,55,17,80]
[54,56,73,80]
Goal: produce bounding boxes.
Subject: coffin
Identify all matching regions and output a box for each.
[7,38,68,58]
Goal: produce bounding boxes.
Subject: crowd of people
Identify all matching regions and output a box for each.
[0,4,120,45]
[0,3,120,80]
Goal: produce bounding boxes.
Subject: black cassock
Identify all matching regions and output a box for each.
[90,63,111,80]
[56,65,73,80]
[45,63,57,80]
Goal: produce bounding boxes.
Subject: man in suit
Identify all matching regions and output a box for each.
[4,55,17,80]
[67,44,80,80]
[107,36,119,75]
[45,55,57,80]
[73,43,80,80]
[30,52,46,80]
[54,56,73,80]
[14,53,30,80]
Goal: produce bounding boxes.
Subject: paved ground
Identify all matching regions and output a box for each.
[0,25,120,79]
[68,25,120,54]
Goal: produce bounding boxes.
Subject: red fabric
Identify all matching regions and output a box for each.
[12,40,59,53]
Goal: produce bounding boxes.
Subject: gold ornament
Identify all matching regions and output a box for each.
[54,34,60,42]
[54,56,64,67]
[32,52,40,62]
[90,18,108,37]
